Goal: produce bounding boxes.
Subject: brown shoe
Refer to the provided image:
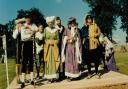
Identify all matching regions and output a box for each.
[87,74,92,79]
[95,74,101,79]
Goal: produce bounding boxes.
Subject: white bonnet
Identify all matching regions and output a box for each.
[46,16,55,23]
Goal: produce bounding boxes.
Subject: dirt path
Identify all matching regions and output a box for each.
[9,71,128,89]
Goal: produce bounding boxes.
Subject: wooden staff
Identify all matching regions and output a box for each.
[2,35,9,89]
[33,32,36,87]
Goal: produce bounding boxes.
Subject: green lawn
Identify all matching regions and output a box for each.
[0,58,15,89]
[0,51,128,89]
[115,52,128,75]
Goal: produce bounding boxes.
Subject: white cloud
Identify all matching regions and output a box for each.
[55,0,63,4]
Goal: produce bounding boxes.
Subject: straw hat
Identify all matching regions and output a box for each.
[15,18,26,24]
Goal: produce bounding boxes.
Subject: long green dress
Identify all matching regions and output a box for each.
[44,27,60,79]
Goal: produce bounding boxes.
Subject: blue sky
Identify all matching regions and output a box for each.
[0,0,126,43]
[0,0,90,26]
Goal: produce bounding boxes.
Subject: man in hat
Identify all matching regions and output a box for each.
[20,16,38,88]
[13,18,26,84]
[80,15,101,79]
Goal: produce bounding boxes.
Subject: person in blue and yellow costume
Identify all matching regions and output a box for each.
[80,15,101,79]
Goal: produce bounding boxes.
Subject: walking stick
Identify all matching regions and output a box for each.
[3,35,10,89]
[16,32,21,83]
[33,32,36,87]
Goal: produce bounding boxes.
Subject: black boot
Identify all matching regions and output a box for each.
[21,82,25,88]
[67,77,72,82]
[31,81,34,85]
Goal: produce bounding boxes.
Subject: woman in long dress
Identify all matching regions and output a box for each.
[61,17,82,81]
[44,16,60,82]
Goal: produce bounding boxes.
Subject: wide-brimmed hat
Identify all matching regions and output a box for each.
[15,18,26,24]
[68,17,77,24]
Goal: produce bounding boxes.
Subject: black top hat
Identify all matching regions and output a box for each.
[86,15,93,20]
[56,16,61,20]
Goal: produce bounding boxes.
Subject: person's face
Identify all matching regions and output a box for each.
[68,24,71,29]
[48,21,54,28]
[26,18,31,24]
[71,22,76,27]
[86,18,93,25]
[38,25,43,32]
[56,19,61,25]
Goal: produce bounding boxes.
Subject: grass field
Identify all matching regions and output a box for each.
[0,51,128,89]
[115,52,128,75]
[0,58,15,89]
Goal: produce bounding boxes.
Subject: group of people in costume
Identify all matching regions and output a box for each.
[12,14,118,88]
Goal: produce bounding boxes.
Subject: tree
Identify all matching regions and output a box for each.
[5,20,15,48]
[16,8,47,27]
[83,0,121,40]
[29,8,47,27]
[120,0,128,43]
[0,24,7,51]
[17,9,28,19]
[0,22,15,56]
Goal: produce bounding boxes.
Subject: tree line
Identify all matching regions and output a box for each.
[83,0,128,42]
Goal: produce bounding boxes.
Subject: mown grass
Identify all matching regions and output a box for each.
[115,51,128,75]
[0,58,15,89]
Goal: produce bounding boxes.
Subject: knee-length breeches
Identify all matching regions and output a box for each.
[22,41,33,73]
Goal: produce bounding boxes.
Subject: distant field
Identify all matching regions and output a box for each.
[115,52,128,75]
[0,45,128,89]
[114,45,128,75]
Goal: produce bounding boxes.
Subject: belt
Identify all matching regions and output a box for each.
[49,44,54,46]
